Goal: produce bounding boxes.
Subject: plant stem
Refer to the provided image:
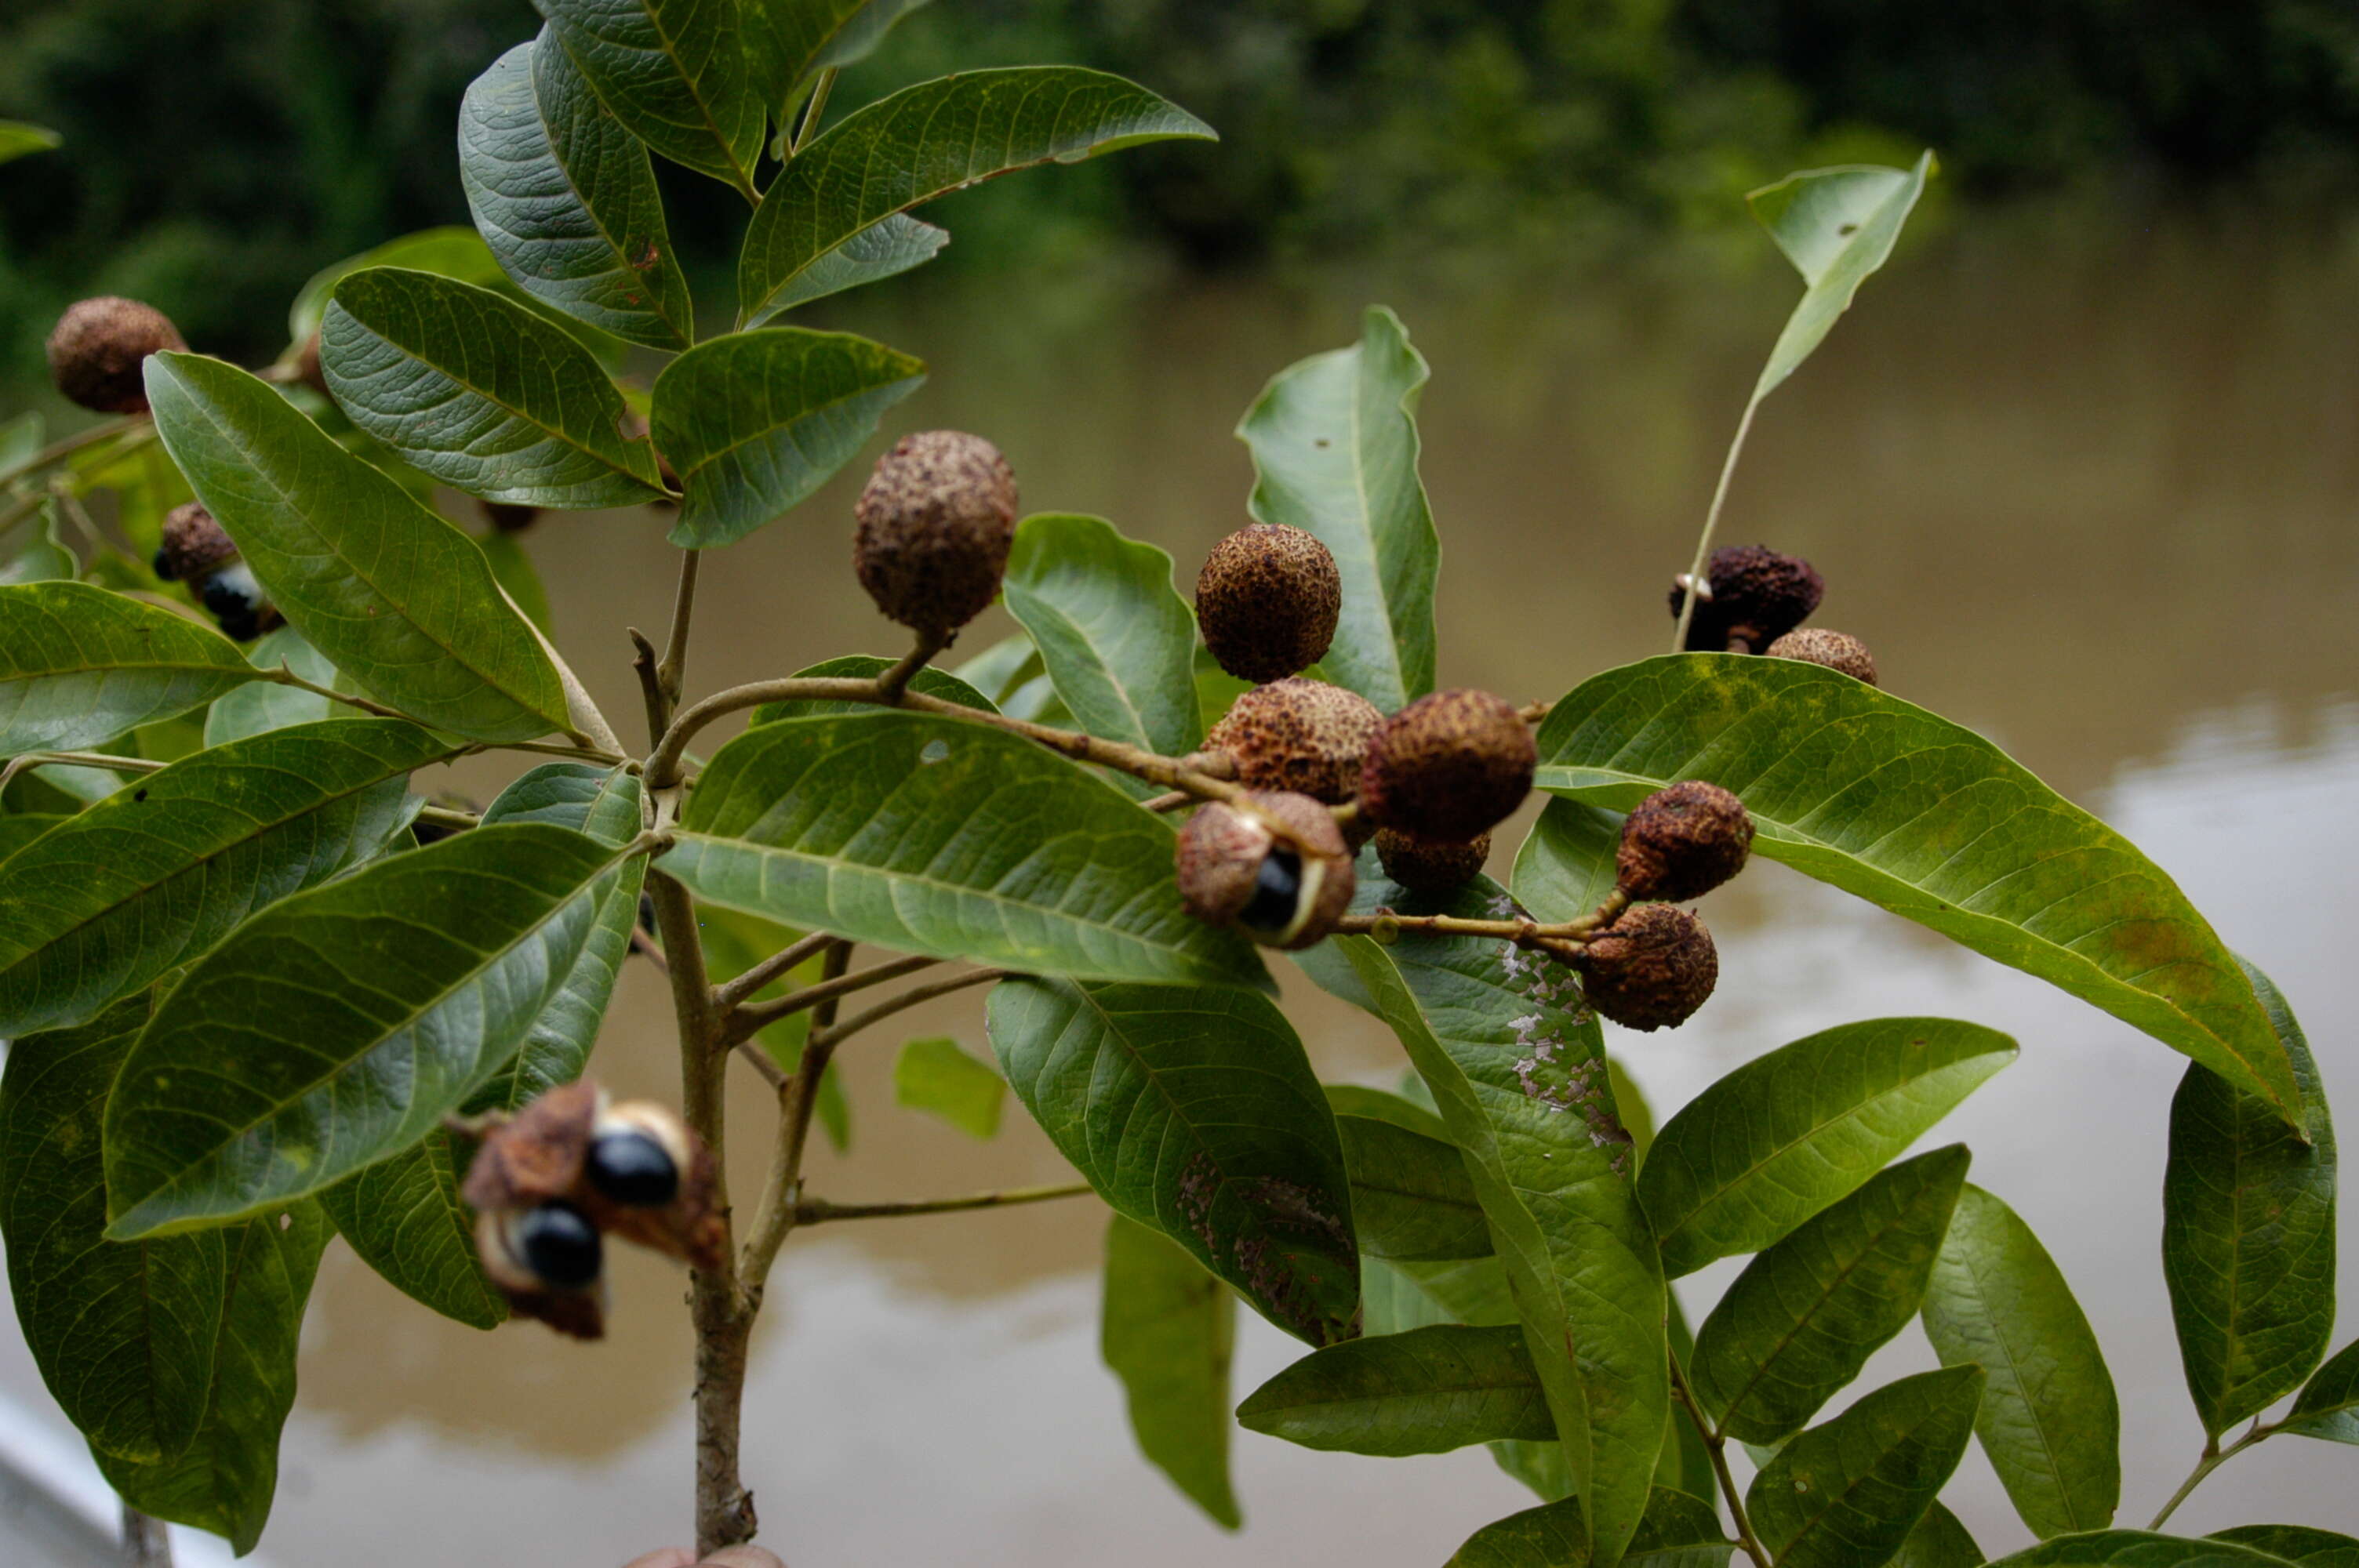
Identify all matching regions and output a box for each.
[805,967,1009,1053]
[415,804,478,833]
[648,677,1239,802]
[0,414,142,492]
[1331,895,1629,959]
[0,750,161,792]
[712,930,838,1012]
[2147,1422,2274,1531]
[629,627,668,748]
[741,942,854,1301]
[1670,1359,1769,1568]
[1670,394,1761,652]
[790,68,836,154]
[657,549,699,710]
[120,1503,172,1566]
[796,1181,1093,1225]
[722,953,940,1044]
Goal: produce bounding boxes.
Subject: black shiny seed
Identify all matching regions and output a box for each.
[151,545,177,582]
[1239,848,1303,935]
[587,1128,678,1207]
[516,1203,602,1290]
[199,574,256,617]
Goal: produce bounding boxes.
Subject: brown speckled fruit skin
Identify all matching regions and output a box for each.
[46,297,184,414]
[1357,688,1535,843]
[1616,780,1754,902]
[1174,791,1355,949]
[156,503,238,583]
[1205,677,1383,804]
[852,430,1018,636]
[1578,904,1717,1031]
[1766,627,1877,686]
[1668,544,1824,652]
[1196,523,1341,683]
[1374,828,1489,892]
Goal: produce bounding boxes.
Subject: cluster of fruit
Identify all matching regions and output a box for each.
[461,1081,725,1340]
[45,296,282,642]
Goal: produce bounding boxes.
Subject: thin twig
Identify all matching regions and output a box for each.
[487,739,631,764]
[0,750,162,792]
[415,804,478,833]
[723,953,940,1044]
[657,549,700,708]
[795,1181,1093,1225]
[628,627,668,750]
[807,967,1009,1052]
[1140,790,1190,813]
[1330,896,1628,960]
[874,627,947,703]
[712,930,839,1012]
[120,1501,173,1566]
[741,942,854,1298]
[1670,1360,1769,1568]
[0,414,143,492]
[790,68,837,155]
[2147,1421,2274,1531]
[1671,397,1761,651]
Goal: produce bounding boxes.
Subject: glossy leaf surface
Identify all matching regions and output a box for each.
[1747,154,1936,397]
[1692,1145,1969,1443]
[104,824,628,1236]
[318,1127,504,1330]
[754,212,950,314]
[1003,513,1202,758]
[144,353,572,743]
[1336,874,1664,1565]
[1538,655,2293,1120]
[0,582,259,756]
[1101,1214,1240,1528]
[1923,1185,2120,1538]
[2163,960,2336,1436]
[323,267,667,507]
[990,976,1356,1345]
[1510,797,1624,926]
[663,710,1269,989]
[1896,1503,1985,1568]
[95,1200,329,1554]
[1238,1324,1552,1455]
[535,0,765,194]
[459,34,696,350]
[1747,1366,1985,1568]
[0,997,226,1462]
[1639,1015,2016,1277]
[2284,1337,2359,1444]
[0,718,448,1037]
[740,68,1213,326]
[287,227,503,347]
[2209,1528,2359,1566]
[893,1035,1003,1139]
[1237,305,1439,713]
[651,327,923,547]
[1336,1109,1490,1261]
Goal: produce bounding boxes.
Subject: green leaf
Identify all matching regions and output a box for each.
[288,227,503,348]
[0,814,64,858]
[96,1200,329,1554]
[322,267,666,507]
[477,526,554,637]
[749,653,996,724]
[1447,1488,1736,1568]
[1326,1082,1452,1139]
[893,1034,1003,1138]
[469,762,647,1107]
[0,582,260,755]
[1,996,227,1461]
[103,823,634,1237]
[1334,877,1665,1566]
[1101,1214,1240,1529]
[2,501,79,585]
[535,0,765,195]
[1511,797,1625,926]
[990,975,1355,1343]
[749,211,951,315]
[661,710,1269,989]
[205,626,338,744]
[1983,1532,2304,1566]
[1238,1323,1552,1455]
[1538,655,2295,1120]
[1236,305,1439,713]
[2211,1528,2359,1566]
[1748,154,1936,399]
[745,0,932,103]
[0,120,63,166]
[1922,1185,2120,1538]
[2283,1337,2359,1443]
[651,327,924,548]
[318,1127,504,1330]
[1336,1109,1490,1261]
[1003,514,1203,758]
[459,33,696,351]
[144,353,572,744]
[2163,960,2336,1436]
[1640,1015,2016,1277]
[1896,1503,1985,1568]
[1747,1366,1985,1568]
[1692,1145,1971,1443]
[739,68,1215,327]
[0,718,450,1037]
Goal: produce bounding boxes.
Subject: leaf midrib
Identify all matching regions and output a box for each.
[671,358,919,484]
[1771,1391,1963,1561]
[1943,1235,2087,1530]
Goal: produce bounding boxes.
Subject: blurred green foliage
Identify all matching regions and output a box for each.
[1,0,2354,372]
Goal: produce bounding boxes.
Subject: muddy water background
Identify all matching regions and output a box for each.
[9,195,2359,1564]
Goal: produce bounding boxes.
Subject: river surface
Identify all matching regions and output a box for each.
[5,194,2359,1565]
